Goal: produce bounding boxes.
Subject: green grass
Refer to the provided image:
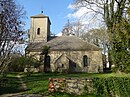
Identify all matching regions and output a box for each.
[0,72,130,96]
[0,72,24,95]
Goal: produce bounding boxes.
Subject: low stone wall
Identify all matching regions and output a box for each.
[48,78,94,95]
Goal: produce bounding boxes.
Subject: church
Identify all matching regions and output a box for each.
[25,13,103,73]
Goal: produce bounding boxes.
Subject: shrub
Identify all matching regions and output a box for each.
[85,77,130,97]
[9,56,40,72]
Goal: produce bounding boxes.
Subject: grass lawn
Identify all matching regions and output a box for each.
[0,72,24,95]
[0,72,130,97]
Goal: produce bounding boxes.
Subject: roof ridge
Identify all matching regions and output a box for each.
[31,13,49,18]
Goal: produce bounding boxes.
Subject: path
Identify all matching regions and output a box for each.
[0,94,47,97]
[0,75,48,97]
[0,74,27,97]
[17,75,27,90]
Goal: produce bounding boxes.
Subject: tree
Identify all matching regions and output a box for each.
[71,20,85,37]
[128,1,130,50]
[82,28,110,69]
[62,20,73,36]
[9,54,39,72]
[0,0,25,74]
[41,45,51,73]
[74,0,130,72]
[62,20,85,37]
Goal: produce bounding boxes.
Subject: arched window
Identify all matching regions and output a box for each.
[83,55,88,67]
[61,64,64,68]
[37,28,40,35]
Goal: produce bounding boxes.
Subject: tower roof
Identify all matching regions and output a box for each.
[31,13,51,24]
[31,13,48,18]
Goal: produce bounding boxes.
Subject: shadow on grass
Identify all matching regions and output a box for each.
[50,91,104,97]
[21,72,114,84]
[0,76,26,95]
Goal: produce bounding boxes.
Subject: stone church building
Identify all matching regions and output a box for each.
[25,13,103,73]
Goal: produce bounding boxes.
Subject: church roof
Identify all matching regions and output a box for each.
[26,36,101,52]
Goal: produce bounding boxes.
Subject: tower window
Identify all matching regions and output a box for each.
[83,55,88,67]
[37,28,40,35]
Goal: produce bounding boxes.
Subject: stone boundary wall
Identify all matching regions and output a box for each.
[48,78,94,95]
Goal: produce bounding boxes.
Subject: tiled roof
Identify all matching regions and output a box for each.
[30,14,48,18]
[26,36,101,52]
[30,14,51,24]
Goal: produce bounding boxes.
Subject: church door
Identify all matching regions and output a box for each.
[44,55,51,72]
[69,59,76,73]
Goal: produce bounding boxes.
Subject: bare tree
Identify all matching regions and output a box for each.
[62,20,85,36]
[82,28,110,68]
[71,20,85,37]
[74,0,130,71]
[62,20,73,36]
[74,0,129,23]
[0,0,26,74]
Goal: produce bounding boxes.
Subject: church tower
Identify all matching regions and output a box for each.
[29,13,51,42]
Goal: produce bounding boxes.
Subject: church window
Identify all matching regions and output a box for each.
[58,64,64,68]
[83,55,88,67]
[61,64,64,68]
[37,28,40,35]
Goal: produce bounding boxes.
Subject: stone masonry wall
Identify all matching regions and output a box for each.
[49,50,103,73]
[48,78,94,95]
[27,50,103,73]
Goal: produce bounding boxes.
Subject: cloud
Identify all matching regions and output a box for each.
[67,4,75,10]
[56,32,62,36]
[67,3,91,19]
[68,7,91,18]
[67,3,104,30]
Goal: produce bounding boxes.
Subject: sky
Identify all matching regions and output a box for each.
[14,0,103,53]
[17,0,74,35]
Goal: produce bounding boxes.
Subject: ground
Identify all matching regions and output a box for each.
[0,72,130,97]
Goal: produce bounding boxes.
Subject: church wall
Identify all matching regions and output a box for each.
[49,50,103,73]
[27,51,41,61]
[27,50,103,73]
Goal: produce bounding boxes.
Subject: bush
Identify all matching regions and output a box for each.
[9,56,40,72]
[85,77,130,97]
